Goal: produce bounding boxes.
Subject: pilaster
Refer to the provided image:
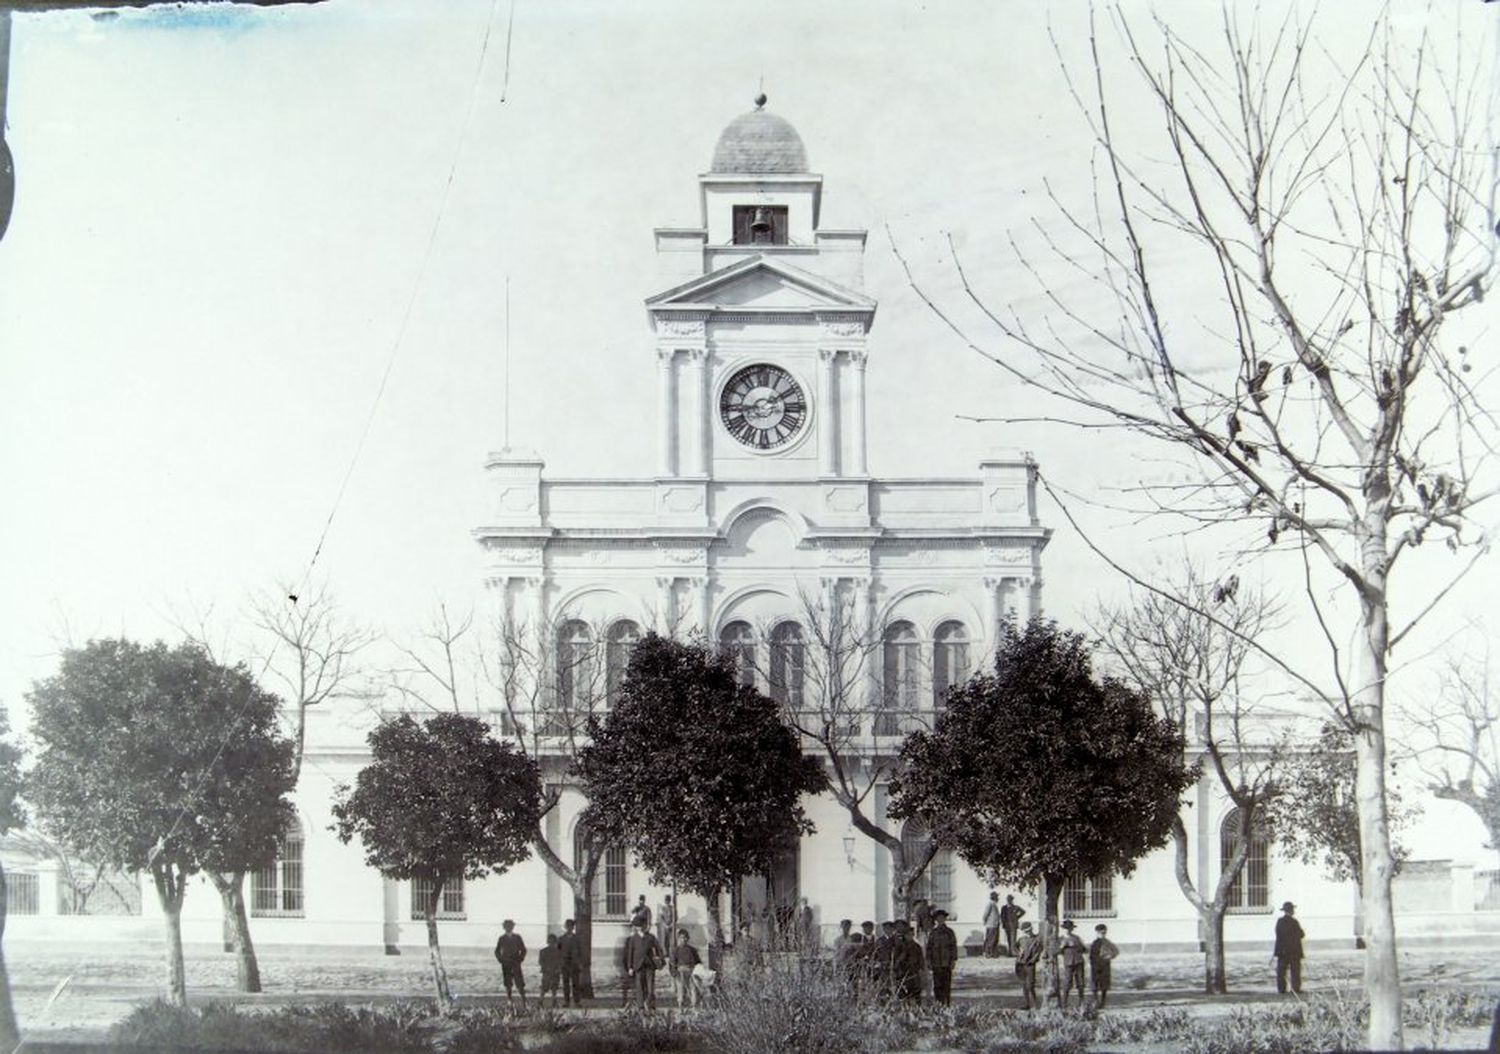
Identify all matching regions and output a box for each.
[816,347,838,476]
[847,351,868,476]
[656,349,677,477]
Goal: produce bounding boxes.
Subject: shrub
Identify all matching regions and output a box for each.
[108,999,432,1053]
[697,953,873,1054]
[1092,1006,1192,1044]
[445,1006,523,1054]
[537,1011,699,1053]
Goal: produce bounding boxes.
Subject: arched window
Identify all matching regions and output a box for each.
[879,621,921,734]
[605,620,641,709]
[1221,808,1271,912]
[900,818,954,913]
[769,622,805,708]
[251,816,304,917]
[932,621,969,708]
[719,621,757,688]
[575,824,628,919]
[555,620,596,730]
[1063,873,1115,917]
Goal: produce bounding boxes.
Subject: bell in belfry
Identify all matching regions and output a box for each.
[750,206,773,241]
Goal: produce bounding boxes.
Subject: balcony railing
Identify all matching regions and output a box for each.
[486,708,944,748]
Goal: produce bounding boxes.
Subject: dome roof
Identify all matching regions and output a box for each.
[710,99,809,175]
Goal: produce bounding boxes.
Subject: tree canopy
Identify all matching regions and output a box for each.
[575,633,826,911]
[27,638,296,1005]
[891,620,1195,897]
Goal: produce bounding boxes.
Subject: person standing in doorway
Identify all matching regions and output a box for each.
[1000,894,1025,956]
[1015,921,1042,1010]
[494,919,528,1010]
[558,918,582,1008]
[982,891,1003,957]
[925,908,958,1006]
[1058,920,1087,1009]
[1089,923,1118,1007]
[630,894,652,932]
[1273,901,1305,994]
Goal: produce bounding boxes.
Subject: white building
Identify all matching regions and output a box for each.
[10,99,1484,960]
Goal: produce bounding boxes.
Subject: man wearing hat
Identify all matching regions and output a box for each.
[1014,921,1043,1009]
[892,920,926,1005]
[1058,920,1087,1008]
[925,908,959,1006]
[1273,901,1305,994]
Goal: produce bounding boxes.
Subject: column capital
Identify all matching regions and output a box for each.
[655,575,677,591]
[848,350,869,370]
[657,347,678,365]
[817,347,839,364]
[982,574,1006,592]
[682,347,708,364]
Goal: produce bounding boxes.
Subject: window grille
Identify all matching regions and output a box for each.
[410,876,465,920]
[900,819,954,913]
[1062,873,1115,917]
[57,867,142,916]
[1221,808,1272,913]
[6,872,38,916]
[576,827,628,919]
[252,819,305,917]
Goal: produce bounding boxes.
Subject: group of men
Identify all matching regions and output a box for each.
[830,908,961,1006]
[493,917,588,1010]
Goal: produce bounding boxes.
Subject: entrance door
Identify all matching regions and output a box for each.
[737,843,799,942]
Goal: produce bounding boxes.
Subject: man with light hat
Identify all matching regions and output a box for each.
[1058,919,1087,1008]
[1273,901,1305,994]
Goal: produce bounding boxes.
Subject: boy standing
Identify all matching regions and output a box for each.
[1015,921,1042,1010]
[558,918,581,1007]
[1059,920,1086,1009]
[1089,924,1119,1007]
[672,928,702,1009]
[538,933,563,1009]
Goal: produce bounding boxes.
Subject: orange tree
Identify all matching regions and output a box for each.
[575,633,826,952]
[891,620,1194,1001]
[28,639,295,1008]
[332,713,541,1011]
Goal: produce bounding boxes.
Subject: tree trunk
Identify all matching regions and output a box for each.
[706,885,726,957]
[1040,874,1062,1007]
[0,863,21,1054]
[1353,587,1402,1050]
[1203,903,1228,995]
[571,880,596,1000]
[152,865,189,1009]
[207,871,261,993]
[424,878,453,1012]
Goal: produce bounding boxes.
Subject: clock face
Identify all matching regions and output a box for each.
[719,363,808,450]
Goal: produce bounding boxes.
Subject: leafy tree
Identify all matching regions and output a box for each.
[896,9,1496,1045]
[331,713,542,1010]
[0,709,27,1052]
[27,639,296,1007]
[1095,565,1288,993]
[575,633,826,950]
[891,620,1195,1002]
[1267,723,1416,889]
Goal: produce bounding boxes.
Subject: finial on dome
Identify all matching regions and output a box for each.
[754,92,768,110]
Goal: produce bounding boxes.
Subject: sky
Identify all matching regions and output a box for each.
[0,0,1496,860]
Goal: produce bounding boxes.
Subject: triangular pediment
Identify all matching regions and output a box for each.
[646,256,876,313]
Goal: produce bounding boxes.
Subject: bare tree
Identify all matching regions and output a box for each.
[1095,564,1287,993]
[1408,627,1500,849]
[177,582,372,993]
[757,584,941,922]
[391,599,620,999]
[252,582,376,784]
[897,11,1497,1045]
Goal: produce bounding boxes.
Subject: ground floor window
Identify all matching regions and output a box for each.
[410,876,465,920]
[1063,873,1115,917]
[1221,807,1272,913]
[576,825,628,920]
[6,872,38,916]
[252,818,305,917]
[900,819,955,913]
[58,866,142,916]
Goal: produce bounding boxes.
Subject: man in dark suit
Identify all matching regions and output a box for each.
[624,916,664,1009]
[893,920,926,1005]
[925,908,959,1006]
[557,918,582,1007]
[1273,901,1305,994]
[494,918,528,1009]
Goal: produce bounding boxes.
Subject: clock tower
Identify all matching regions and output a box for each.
[646,96,876,516]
